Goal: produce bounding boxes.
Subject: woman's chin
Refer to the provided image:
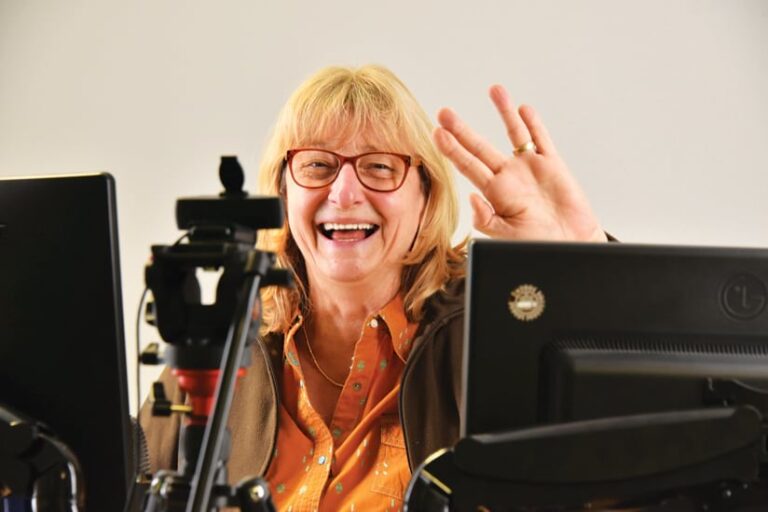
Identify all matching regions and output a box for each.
[313,260,399,288]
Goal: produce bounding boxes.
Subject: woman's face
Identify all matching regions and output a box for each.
[285,133,426,290]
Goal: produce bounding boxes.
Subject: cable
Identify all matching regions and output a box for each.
[134,230,186,425]
[172,233,189,246]
[123,233,187,512]
[135,286,150,450]
[122,286,150,512]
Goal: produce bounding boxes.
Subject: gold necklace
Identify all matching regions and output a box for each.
[301,323,345,389]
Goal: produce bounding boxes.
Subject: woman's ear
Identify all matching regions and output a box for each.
[279,160,289,196]
[408,175,429,253]
[418,164,431,196]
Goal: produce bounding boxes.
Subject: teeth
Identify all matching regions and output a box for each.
[322,223,375,231]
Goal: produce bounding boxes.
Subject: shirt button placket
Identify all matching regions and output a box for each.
[308,431,332,509]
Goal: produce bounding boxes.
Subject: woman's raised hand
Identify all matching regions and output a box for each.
[434,85,607,242]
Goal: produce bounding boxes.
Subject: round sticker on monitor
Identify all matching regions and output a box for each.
[508,284,545,321]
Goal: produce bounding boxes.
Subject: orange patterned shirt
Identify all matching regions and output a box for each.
[264,295,418,512]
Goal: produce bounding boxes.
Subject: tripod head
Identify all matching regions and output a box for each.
[145,156,287,419]
[148,156,282,344]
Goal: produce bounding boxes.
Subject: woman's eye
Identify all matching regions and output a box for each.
[364,162,395,172]
[304,161,332,168]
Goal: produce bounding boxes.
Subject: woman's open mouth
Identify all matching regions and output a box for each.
[318,222,380,242]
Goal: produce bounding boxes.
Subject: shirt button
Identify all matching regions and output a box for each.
[318,455,327,465]
[352,382,362,391]
[369,317,379,328]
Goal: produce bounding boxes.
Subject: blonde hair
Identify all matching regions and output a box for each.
[258,65,466,333]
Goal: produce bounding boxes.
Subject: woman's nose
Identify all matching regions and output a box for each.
[328,163,364,208]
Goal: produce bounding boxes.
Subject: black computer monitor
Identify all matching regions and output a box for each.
[463,240,768,437]
[404,240,768,510]
[0,173,133,510]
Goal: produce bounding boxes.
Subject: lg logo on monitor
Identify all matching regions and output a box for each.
[722,274,767,320]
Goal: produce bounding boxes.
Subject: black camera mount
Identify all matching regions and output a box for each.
[140,156,290,512]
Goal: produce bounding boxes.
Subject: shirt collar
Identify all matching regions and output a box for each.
[370,293,417,363]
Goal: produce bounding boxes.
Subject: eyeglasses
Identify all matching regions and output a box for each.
[285,148,416,192]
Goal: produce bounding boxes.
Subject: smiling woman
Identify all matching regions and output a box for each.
[140,64,606,511]
[258,66,467,337]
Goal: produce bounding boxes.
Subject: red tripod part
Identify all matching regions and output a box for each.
[173,368,246,425]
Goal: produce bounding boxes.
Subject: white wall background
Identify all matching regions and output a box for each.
[2,0,767,413]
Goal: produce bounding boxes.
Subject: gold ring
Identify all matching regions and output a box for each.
[513,141,537,155]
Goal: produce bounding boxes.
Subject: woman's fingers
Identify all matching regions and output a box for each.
[436,107,507,173]
[469,193,495,233]
[435,84,604,242]
[489,85,533,149]
[433,127,494,191]
[518,104,556,156]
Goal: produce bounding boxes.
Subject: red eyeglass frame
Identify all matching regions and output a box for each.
[285,148,419,192]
